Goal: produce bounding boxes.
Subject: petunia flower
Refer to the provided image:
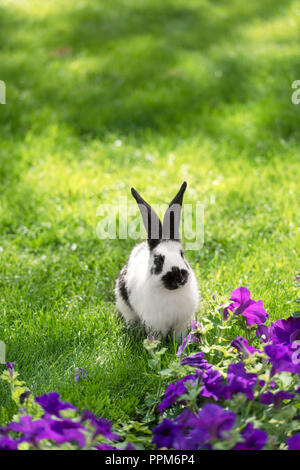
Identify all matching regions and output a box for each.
[157,372,200,413]
[172,409,211,450]
[152,419,181,449]
[7,416,48,448]
[177,320,203,357]
[125,442,136,450]
[257,317,300,346]
[8,415,87,448]
[0,435,18,450]
[269,317,300,345]
[81,410,119,441]
[200,369,225,401]
[95,443,117,450]
[174,427,209,450]
[287,433,300,450]
[256,324,273,343]
[223,287,268,326]
[169,405,235,450]
[195,404,236,441]
[234,423,268,450]
[35,392,77,417]
[231,336,262,358]
[44,418,87,447]
[224,362,257,400]
[174,409,200,429]
[264,343,300,376]
[260,391,294,409]
[177,338,188,357]
[181,352,212,370]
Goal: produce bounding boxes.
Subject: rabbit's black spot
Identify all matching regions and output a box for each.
[180,250,184,258]
[118,264,132,308]
[162,267,189,290]
[151,254,165,275]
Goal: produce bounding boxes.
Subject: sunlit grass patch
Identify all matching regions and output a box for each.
[0,0,299,425]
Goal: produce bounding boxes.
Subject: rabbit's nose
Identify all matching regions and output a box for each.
[162,266,189,290]
[174,267,188,283]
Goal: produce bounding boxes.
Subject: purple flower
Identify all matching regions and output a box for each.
[6,362,15,378]
[81,410,119,441]
[173,427,209,450]
[196,404,236,441]
[174,409,200,429]
[0,436,18,450]
[234,423,267,450]
[231,336,262,358]
[258,379,277,388]
[173,405,235,449]
[35,392,77,417]
[177,338,187,357]
[270,317,300,345]
[256,317,300,346]
[125,442,136,450]
[158,382,186,413]
[95,443,117,450]
[200,369,225,401]
[177,320,202,357]
[181,352,212,370]
[153,405,235,450]
[8,416,47,447]
[74,367,89,383]
[158,373,200,413]
[225,363,257,400]
[256,324,273,342]
[260,391,294,409]
[45,418,87,447]
[264,343,300,376]
[173,410,211,450]
[8,415,87,448]
[152,419,181,449]
[287,433,300,450]
[223,287,268,326]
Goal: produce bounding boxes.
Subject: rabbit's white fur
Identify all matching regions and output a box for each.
[115,240,199,338]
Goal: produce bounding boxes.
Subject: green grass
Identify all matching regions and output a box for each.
[0,0,299,424]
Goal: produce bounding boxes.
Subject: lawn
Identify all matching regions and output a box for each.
[0,0,299,426]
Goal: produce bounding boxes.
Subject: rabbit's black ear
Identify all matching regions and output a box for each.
[131,187,162,249]
[162,182,187,240]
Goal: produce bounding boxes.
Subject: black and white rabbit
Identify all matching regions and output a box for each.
[115,182,199,338]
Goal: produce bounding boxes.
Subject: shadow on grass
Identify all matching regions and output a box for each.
[0,0,298,143]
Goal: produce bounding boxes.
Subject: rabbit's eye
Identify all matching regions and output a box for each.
[151,254,165,275]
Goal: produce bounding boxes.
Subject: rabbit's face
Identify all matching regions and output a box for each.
[150,240,190,290]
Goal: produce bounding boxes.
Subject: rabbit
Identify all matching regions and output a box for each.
[115,182,199,339]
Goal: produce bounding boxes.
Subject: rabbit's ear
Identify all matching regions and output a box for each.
[131,187,162,248]
[162,182,187,240]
